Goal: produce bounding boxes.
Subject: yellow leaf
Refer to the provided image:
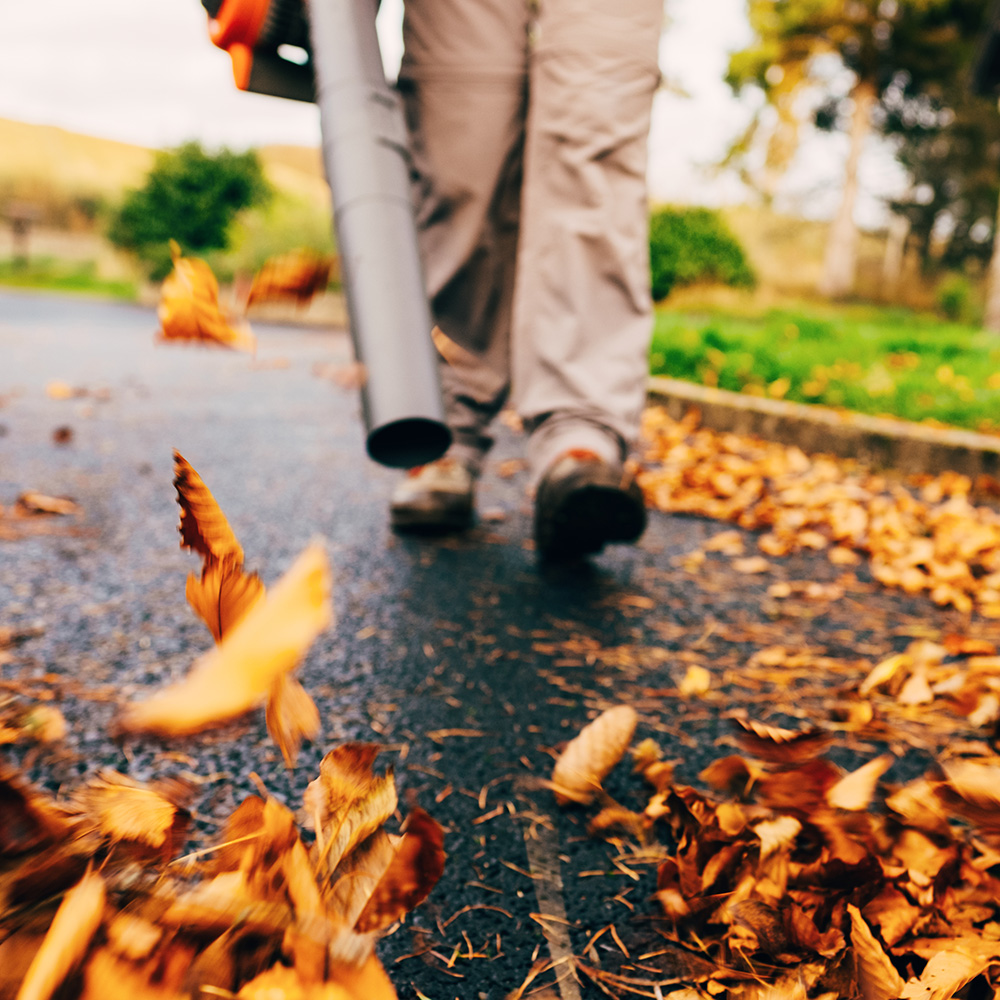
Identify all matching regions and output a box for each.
[265,674,321,768]
[119,543,332,735]
[551,705,637,806]
[186,563,265,644]
[679,664,711,697]
[157,243,255,353]
[173,451,244,565]
[848,903,905,1000]
[826,754,893,811]
[16,870,105,1000]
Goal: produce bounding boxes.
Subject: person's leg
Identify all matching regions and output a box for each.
[513,0,663,479]
[398,0,530,473]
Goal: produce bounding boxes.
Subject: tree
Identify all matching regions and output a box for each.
[727,0,962,299]
[108,142,270,279]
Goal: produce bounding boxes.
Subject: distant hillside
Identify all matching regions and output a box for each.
[0,118,329,211]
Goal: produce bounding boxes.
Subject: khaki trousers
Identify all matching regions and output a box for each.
[399,0,662,480]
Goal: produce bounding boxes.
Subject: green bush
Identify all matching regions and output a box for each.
[108,142,270,280]
[648,206,755,301]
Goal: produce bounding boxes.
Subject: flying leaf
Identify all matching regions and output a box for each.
[246,249,332,309]
[730,717,834,764]
[157,241,255,353]
[119,543,332,735]
[848,903,905,1000]
[265,674,321,768]
[354,808,445,933]
[16,870,105,1000]
[173,451,244,565]
[185,561,265,644]
[328,830,397,928]
[551,705,638,806]
[305,744,399,875]
[826,755,893,811]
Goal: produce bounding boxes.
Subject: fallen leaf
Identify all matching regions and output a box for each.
[15,493,79,517]
[679,664,712,697]
[899,950,988,1000]
[550,705,638,806]
[848,903,905,1000]
[730,717,834,764]
[265,674,321,768]
[45,381,74,400]
[158,241,255,353]
[354,808,445,933]
[16,870,105,1000]
[119,543,331,734]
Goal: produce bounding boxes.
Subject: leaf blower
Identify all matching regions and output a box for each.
[203,0,450,469]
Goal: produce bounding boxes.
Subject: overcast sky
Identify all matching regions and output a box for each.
[0,0,904,220]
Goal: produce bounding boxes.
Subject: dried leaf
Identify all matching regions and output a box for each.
[328,829,397,927]
[119,543,332,735]
[899,950,989,1000]
[16,870,105,1000]
[173,451,244,565]
[679,664,711,697]
[730,717,834,764]
[753,815,801,859]
[265,674,320,768]
[354,808,445,933]
[157,241,255,352]
[305,744,399,874]
[859,653,909,697]
[551,705,637,806]
[246,249,331,308]
[825,755,893,811]
[15,492,79,516]
[431,324,480,369]
[848,903,905,1000]
[185,562,265,644]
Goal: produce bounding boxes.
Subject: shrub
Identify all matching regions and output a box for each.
[648,207,755,301]
[108,142,270,280]
[935,272,974,322]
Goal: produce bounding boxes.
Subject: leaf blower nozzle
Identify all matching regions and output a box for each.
[205,0,451,469]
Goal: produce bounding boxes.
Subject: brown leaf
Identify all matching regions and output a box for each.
[14,492,79,516]
[305,743,399,875]
[899,950,989,1000]
[551,705,638,806]
[173,451,244,565]
[354,808,445,933]
[246,249,331,309]
[938,758,1000,829]
[431,324,481,369]
[157,242,255,352]
[0,766,72,855]
[825,755,893,811]
[72,771,191,857]
[119,543,332,735]
[185,562,265,644]
[16,869,105,1000]
[848,903,905,1000]
[265,674,321,768]
[730,717,834,764]
[327,829,397,927]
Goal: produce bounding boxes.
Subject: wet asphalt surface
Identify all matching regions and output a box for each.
[0,290,988,998]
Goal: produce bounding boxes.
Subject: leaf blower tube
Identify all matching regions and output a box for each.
[205,0,450,468]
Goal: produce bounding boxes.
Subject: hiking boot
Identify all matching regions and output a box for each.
[534,450,646,559]
[390,457,475,532]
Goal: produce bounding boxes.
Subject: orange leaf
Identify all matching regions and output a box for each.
[848,903,905,1000]
[826,755,893,811]
[551,705,637,806]
[16,870,105,1000]
[431,324,480,369]
[354,808,445,933]
[730,717,834,764]
[185,563,265,644]
[173,451,244,565]
[305,744,398,874]
[265,674,321,768]
[246,249,332,309]
[158,241,255,352]
[119,543,332,735]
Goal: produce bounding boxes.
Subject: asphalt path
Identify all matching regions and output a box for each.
[0,290,981,999]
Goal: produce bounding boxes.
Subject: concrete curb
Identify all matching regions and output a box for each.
[647,375,1000,482]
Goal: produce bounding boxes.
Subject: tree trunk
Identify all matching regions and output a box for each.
[984,190,1000,333]
[881,212,910,302]
[818,80,876,299]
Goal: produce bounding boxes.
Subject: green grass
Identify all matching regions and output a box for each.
[650,304,1000,434]
[0,257,137,301]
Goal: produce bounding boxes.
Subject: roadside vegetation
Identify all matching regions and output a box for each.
[0,257,136,300]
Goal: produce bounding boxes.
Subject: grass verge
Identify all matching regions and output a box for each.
[651,303,1000,434]
[0,257,137,301]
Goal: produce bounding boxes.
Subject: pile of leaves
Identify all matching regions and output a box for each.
[0,746,443,1000]
[550,706,1000,998]
[639,407,1000,616]
[0,453,444,998]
